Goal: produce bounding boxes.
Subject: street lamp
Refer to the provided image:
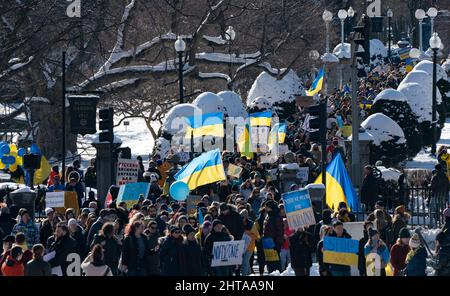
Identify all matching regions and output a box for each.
[174,36,186,104]
[387,8,393,62]
[430,32,442,155]
[409,48,421,59]
[338,9,348,47]
[415,9,426,52]
[225,26,236,89]
[322,10,333,53]
[427,7,438,34]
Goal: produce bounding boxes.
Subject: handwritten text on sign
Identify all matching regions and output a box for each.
[116,158,140,186]
[46,192,65,208]
[282,189,316,230]
[211,240,245,267]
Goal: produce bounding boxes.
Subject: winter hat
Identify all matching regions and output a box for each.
[409,233,421,249]
[169,225,181,233]
[368,228,379,238]
[68,218,78,227]
[182,224,195,236]
[45,207,54,216]
[399,228,411,239]
[219,203,229,212]
[265,200,278,211]
[18,208,28,217]
[443,206,450,218]
[212,219,223,229]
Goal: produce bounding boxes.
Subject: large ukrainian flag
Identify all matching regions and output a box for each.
[314,153,360,211]
[185,112,224,138]
[249,110,272,127]
[174,149,226,190]
[306,68,324,96]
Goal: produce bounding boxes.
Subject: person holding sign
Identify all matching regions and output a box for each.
[327,221,352,276]
[289,226,314,276]
[202,219,233,276]
[262,200,284,273]
[364,229,390,276]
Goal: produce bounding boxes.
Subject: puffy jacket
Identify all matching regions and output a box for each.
[218,209,244,240]
[1,256,24,276]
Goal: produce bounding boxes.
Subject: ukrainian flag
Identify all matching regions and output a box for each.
[174,149,226,190]
[268,123,287,149]
[359,99,373,110]
[314,153,360,211]
[249,110,272,127]
[237,124,254,160]
[185,112,224,138]
[306,68,324,96]
[323,236,359,267]
[22,143,52,186]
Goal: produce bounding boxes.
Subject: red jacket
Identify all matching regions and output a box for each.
[47,171,60,186]
[390,243,410,276]
[1,256,25,276]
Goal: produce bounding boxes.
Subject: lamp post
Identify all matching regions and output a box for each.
[174,36,186,104]
[415,9,426,52]
[225,26,236,90]
[322,10,333,54]
[430,32,441,155]
[387,8,393,62]
[427,7,438,34]
[338,9,348,47]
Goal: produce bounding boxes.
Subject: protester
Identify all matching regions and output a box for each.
[25,244,52,276]
[289,226,314,276]
[435,207,450,276]
[240,209,259,276]
[91,222,121,276]
[47,222,77,276]
[183,224,203,276]
[405,233,427,276]
[121,220,150,276]
[280,218,293,271]
[328,221,352,276]
[203,219,233,276]
[360,166,379,212]
[81,244,113,276]
[1,245,24,276]
[0,206,16,239]
[364,229,390,276]
[262,200,284,273]
[390,228,411,276]
[11,208,39,249]
[316,226,332,276]
[358,221,373,276]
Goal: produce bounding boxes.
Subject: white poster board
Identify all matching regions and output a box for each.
[46,192,65,208]
[211,240,245,267]
[116,158,140,186]
[282,189,316,230]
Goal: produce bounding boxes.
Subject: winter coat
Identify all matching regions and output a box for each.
[184,239,203,276]
[218,210,244,240]
[86,218,104,247]
[358,231,369,276]
[390,243,410,276]
[430,170,449,195]
[360,173,379,207]
[364,242,390,269]
[11,219,40,249]
[436,222,450,276]
[159,235,187,276]
[146,232,160,275]
[289,230,314,269]
[70,225,86,257]
[263,213,284,252]
[121,234,151,271]
[40,218,55,245]
[1,256,24,276]
[91,234,121,269]
[203,230,232,265]
[316,239,331,276]
[328,230,352,273]
[25,258,52,276]
[405,247,427,276]
[81,255,113,276]
[392,217,407,243]
[48,233,77,276]
[0,213,16,239]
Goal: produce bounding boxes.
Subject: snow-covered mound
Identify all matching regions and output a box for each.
[192,92,228,115]
[333,43,351,59]
[153,137,171,158]
[398,82,435,123]
[263,263,319,276]
[370,39,387,57]
[400,70,442,103]
[247,96,272,111]
[373,89,407,104]
[161,103,201,135]
[377,166,401,181]
[413,60,448,82]
[217,91,247,118]
[247,70,305,106]
[321,52,339,63]
[361,113,406,146]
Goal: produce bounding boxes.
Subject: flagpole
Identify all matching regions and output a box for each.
[321,65,327,211]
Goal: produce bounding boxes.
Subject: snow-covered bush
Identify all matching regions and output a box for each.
[192,92,228,115]
[362,113,408,165]
[370,39,387,67]
[217,91,247,118]
[247,70,305,120]
[370,89,421,157]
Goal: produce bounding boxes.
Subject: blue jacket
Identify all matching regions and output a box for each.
[406,247,427,276]
[364,242,390,267]
[11,219,40,249]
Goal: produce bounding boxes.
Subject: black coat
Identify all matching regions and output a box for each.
[0,214,16,239]
[184,239,203,276]
[289,230,314,269]
[218,210,244,240]
[263,213,284,252]
[48,234,77,276]
[87,219,104,247]
[71,225,86,258]
[159,235,186,276]
[91,234,121,269]
[203,230,232,264]
[361,173,379,207]
[121,234,151,271]
[39,218,55,245]
[358,231,369,276]
[146,233,160,275]
[25,258,52,276]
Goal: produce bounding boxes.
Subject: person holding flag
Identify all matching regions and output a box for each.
[306,68,324,96]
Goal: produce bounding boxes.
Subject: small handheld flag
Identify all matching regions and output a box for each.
[306,68,324,96]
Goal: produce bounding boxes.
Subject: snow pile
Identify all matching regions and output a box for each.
[443,57,450,74]
[398,82,434,123]
[217,91,247,118]
[361,113,406,146]
[192,92,228,115]
[370,39,388,58]
[247,70,305,107]
[321,52,339,63]
[400,70,442,103]
[420,228,440,251]
[413,60,448,82]
[264,263,319,276]
[377,166,401,181]
[373,89,407,104]
[333,43,351,59]
[247,96,272,111]
[161,103,201,135]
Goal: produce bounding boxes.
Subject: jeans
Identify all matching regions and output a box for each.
[241,251,253,276]
[280,249,290,271]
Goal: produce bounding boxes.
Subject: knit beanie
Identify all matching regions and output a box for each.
[399,228,411,239]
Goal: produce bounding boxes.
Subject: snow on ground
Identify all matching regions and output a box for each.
[217,91,247,118]
[361,113,406,146]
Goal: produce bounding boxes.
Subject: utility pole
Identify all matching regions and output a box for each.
[61,51,66,183]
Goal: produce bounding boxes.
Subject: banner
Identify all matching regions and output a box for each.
[117,182,150,207]
[211,240,245,267]
[227,164,243,178]
[323,236,359,267]
[46,192,65,208]
[282,189,316,230]
[296,167,309,182]
[186,195,202,215]
[116,158,140,186]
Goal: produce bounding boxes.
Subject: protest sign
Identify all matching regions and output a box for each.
[186,195,202,215]
[117,182,150,208]
[116,158,140,186]
[211,240,245,267]
[323,236,359,267]
[227,164,243,178]
[45,192,65,208]
[296,167,309,182]
[282,189,316,230]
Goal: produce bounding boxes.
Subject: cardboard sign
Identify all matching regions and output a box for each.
[211,240,245,267]
[227,164,243,178]
[282,189,316,230]
[46,192,65,208]
[296,167,309,182]
[186,195,202,215]
[116,158,140,186]
[323,236,359,267]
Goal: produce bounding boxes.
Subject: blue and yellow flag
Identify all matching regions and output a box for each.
[185,112,224,138]
[174,149,226,190]
[236,124,254,160]
[359,99,373,110]
[249,110,272,127]
[306,68,324,96]
[22,143,52,186]
[314,153,360,211]
[268,122,287,150]
[323,236,359,267]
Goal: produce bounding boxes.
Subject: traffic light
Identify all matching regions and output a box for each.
[352,25,368,77]
[99,107,114,142]
[306,103,327,143]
